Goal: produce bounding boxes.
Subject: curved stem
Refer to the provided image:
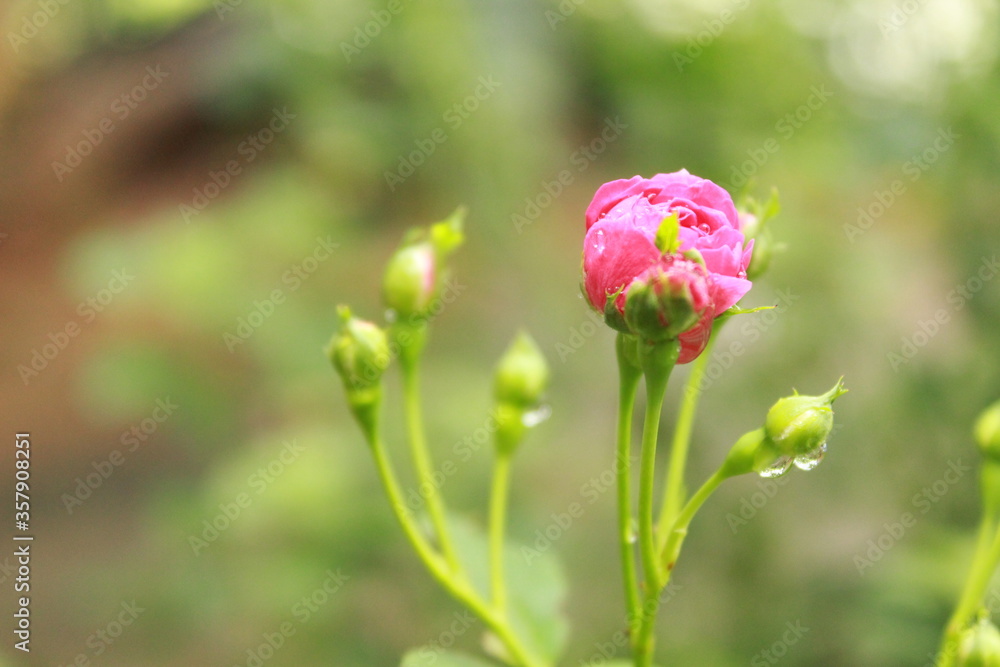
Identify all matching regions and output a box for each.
[660,469,728,577]
[657,335,716,552]
[939,508,1000,666]
[489,452,512,617]
[399,328,462,573]
[615,350,643,637]
[370,431,544,667]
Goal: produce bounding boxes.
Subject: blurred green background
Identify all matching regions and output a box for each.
[1,0,999,665]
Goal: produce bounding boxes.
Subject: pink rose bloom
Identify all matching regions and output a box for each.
[582,170,753,363]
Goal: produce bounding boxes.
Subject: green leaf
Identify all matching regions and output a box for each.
[447,513,570,664]
[400,648,498,667]
[654,212,681,253]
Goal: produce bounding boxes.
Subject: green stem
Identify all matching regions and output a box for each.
[633,340,679,667]
[633,585,662,667]
[638,370,670,595]
[489,452,512,617]
[370,430,544,667]
[615,335,643,637]
[398,325,462,574]
[939,508,1000,666]
[660,469,728,577]
[656,335,716,552]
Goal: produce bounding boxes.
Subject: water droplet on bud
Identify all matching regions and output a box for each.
[521,404,552,428]
[793,442,827,471]
[759,455,793,478]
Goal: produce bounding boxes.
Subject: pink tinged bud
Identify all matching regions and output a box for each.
[383,242,436,318]
[623,257,713,342]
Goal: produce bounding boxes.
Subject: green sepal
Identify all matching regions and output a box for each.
[430,206,466,258]
[602,285,632,334]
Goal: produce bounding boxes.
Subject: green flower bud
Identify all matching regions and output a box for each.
[719,428,768,478]
[623,257,711,343]
[746,224,773,280]
[765,378,847,458]
[959,618,1000,667]
[327,307,390,437]
[382,207,465,320]
[383,242,436,318]
[494,331,549,410]
[975,400,1000,462]
[737,188,782,281]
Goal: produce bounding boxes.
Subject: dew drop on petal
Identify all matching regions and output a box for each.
[697,223,711,233]
[793,442,827,471]
[758,455,793,479]
[592,229,606,253]
[522,404,552,428]
[738,270,747,279]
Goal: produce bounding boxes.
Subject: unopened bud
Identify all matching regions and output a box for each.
[494,331,549,410]
[382,208,465,320]
[383,242,436,318]
[975,400,1000,462]
[327,307,390,437]
[623,256,712,342]
[765,378,847,458]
